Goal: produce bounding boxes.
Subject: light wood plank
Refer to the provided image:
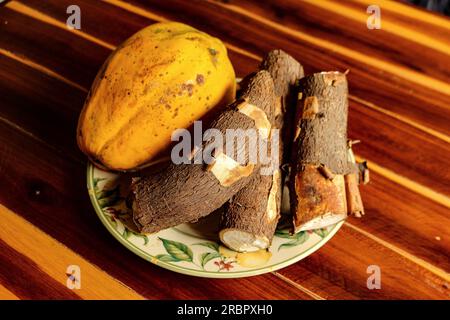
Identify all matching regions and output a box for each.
[0,204,145,300]
[0,285,19,300]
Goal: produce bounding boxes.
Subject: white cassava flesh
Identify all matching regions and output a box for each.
[220,229,270,252]
[295,212,347,232]
[207,152,255,187]
[266,170,281,221]
[237,100,272,139]
[220,170,280,252]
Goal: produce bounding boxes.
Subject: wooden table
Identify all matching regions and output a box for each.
[0,0,449,300]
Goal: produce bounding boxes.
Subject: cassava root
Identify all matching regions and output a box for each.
[220,50,304,252]
[131,71,277,233]
[290,71,362,232]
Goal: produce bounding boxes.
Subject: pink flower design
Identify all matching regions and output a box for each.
[214,260,234,271]
[221,261,234,271]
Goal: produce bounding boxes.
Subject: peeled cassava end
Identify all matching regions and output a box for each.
[130,71,277,234]
[207,152,255,187]
[294,212,347,232]
[77,21,236,171]
[237,100,272,139]
[219,229,270,252]
[219,170,281,253]
[293,165,347,232]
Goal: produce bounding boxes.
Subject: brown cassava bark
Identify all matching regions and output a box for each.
[290,72,358,232]
[220,50,303,251]
[131,71,277,233]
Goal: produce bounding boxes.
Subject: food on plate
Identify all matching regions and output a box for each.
[219,50,304,252]
[289,72,365,233]
[77,22,235,171]
[130,70,277,234]
[78,21,368,254]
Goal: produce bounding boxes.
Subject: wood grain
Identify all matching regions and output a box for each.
[118,0,450,136]
[280,224,449,299]
[351,0,450,40]
[0,54,85,163]
[0,120,314,299]
[0,204,146,300]
[349,100,450,196]
[0,285,19,300]
[0,238,81,300]
[0,0,449,299]
[0,5,109,89]
[349,171,450,271]
[4,0,448,196]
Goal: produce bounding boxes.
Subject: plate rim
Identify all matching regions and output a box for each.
[87,163,344,278]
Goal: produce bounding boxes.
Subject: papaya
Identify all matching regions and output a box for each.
[77,22,236,171]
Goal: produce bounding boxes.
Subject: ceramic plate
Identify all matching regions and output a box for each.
[87,162,345,278]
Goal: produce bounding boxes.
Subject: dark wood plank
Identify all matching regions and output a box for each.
[349,100,450,196]
[232,0,450,83]
[0,54,86,163]
[0,121,312,300]
[349,171,450,271]
[279,223,450,299]
[273,269,360,300]
[2,0,259,79]
[0,0,448,279]
[1,0,449,300]
[4,0,449,196]
[0,6,109,89]
[0,238,81,300]
[346,0,450,42]
[117,0,450,136]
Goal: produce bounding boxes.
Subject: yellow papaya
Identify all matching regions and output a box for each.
[77,22,236,170]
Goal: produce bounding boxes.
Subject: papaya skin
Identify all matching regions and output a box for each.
[77,22,236,171]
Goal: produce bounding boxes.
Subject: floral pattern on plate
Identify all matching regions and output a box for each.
[87,163,343,278]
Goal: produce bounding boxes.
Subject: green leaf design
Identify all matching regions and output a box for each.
[97,185,122,208]
[97,186,120,200]
[119,227,149,246]
[159,237,193,262]
[200,252,221,268]
[313,228,329,238]
[98,196,121,208]
[294,231,308,240]
[108,217,117,228]
[156,254,179,262]
[193,242,219,252]
[132,231,149,246]
[278,232,309,251]
[93,177,106,190]
[276,228,311,240]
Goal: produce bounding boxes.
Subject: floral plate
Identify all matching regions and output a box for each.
[87,163,344,278]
